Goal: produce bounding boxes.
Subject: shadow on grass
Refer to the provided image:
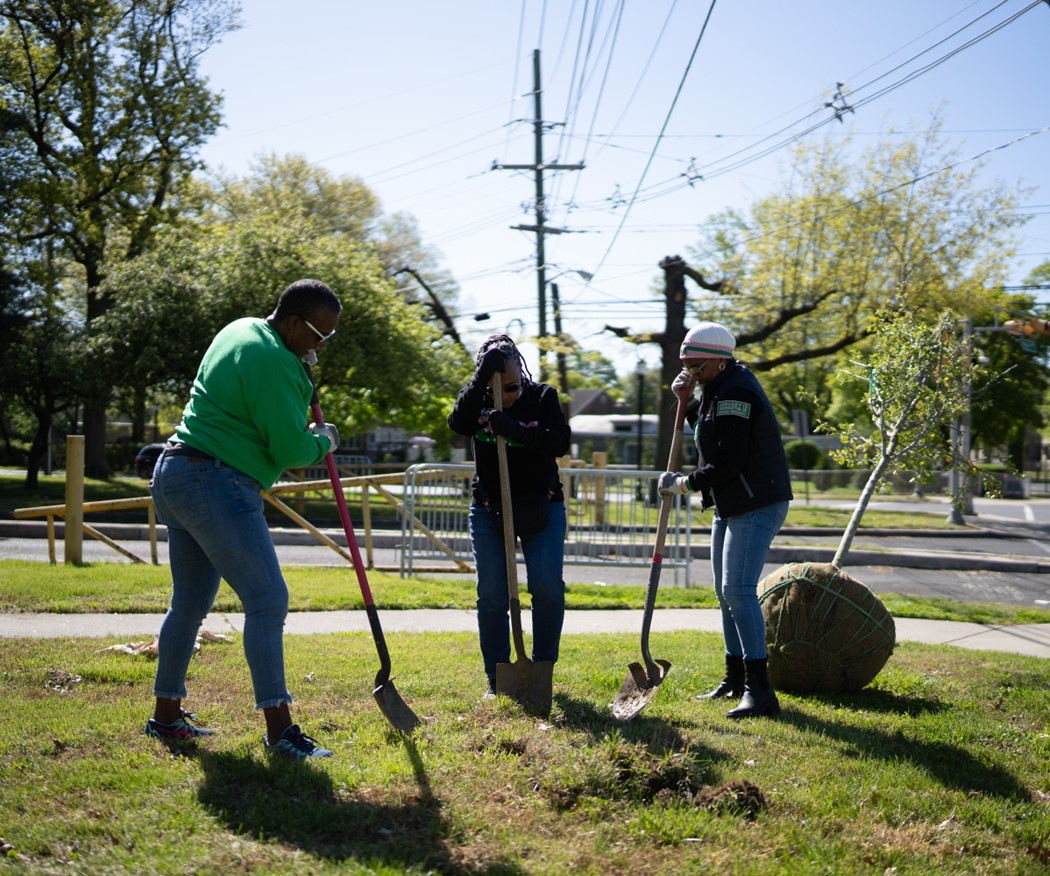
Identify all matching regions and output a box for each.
[194,737,526,875]
[801,688,949,717]
[778,694,1030,800]
[553,690,730,759]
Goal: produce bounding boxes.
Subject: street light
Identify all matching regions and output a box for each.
[543,268,593,382]
[635,359,646,500]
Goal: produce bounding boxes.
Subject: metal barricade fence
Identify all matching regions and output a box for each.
[399,463,692,586]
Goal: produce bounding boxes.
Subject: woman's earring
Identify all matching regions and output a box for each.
[718,361,726,372]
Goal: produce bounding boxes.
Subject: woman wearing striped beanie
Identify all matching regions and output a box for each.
[658,321,793,719]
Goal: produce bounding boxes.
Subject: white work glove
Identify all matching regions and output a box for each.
[308,422,340,455]
[657,471,691,496]
[671,369,695,398]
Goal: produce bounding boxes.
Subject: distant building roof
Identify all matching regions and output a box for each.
[567,388,622,417]
[569,414,660,438]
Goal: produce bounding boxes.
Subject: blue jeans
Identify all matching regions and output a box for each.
[149,449,292,709]
[469,501,566,680]
[710,501,789,661]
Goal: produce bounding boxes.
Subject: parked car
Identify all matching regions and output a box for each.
[133,443,166,479]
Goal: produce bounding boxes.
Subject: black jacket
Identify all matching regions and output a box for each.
[684,361,793,517]
[448,376,571,507]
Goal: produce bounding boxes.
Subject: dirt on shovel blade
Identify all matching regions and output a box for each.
[495,659,554,717]
[612,658,671,721]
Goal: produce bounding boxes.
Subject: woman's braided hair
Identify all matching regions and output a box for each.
[476,334,534,386]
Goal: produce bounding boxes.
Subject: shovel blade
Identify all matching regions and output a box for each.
[373,679,421,734]
[611,658,672,722]
[495,657,554,717]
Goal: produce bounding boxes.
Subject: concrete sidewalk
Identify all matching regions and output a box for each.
[2,608,1048,659]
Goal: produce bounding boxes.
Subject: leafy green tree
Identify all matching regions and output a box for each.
[821,292,1050,470]
[969,299,1049,469]
[3,282,86,486]
[818,308,995,565]
[0,267,29,460]
[687,122,1029,425]
[95,160,472,452]
[1025,261,1050,287]
[205,155,464,344]
[0,0,240,475]
[89,234,212,443]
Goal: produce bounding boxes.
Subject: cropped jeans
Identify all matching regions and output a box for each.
[469,501,566,681]
[149,448,292,710]
[710,500,790,661]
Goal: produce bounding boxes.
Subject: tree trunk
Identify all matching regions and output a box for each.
[83,272,112,478]
[655,256,690,480]
[832,455,891,568]
[23,413,51,490]
[83,405,110,478]
[130,384,146,444]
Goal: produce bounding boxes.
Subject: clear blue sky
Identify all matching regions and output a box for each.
[197,0,1050,373]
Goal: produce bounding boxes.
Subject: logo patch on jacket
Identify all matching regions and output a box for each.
[716,400,751,418]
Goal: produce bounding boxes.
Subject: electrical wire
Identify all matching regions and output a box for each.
[605,0,1048,204]
[588,0,719,280]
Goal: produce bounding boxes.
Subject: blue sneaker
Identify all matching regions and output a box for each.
[144,710,216,741]
[263,724,333,760]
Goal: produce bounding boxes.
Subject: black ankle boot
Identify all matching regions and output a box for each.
[697,654,745,700]
[727,658,781,719]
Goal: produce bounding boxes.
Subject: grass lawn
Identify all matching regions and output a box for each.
[3,469,1048,873]
[0,630,1047,874]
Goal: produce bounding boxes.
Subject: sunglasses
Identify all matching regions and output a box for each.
[685,362,707,376]
[303,317,336,344]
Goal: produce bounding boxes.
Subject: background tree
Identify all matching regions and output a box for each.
[0,0,240,475]
[968,296,1049,469]
[816,308,990,566]
[94,157,473,455]
[691,124,1026,373]
[0,267,30,461]
[1025,262,1050,287]
[3,279,85,486]
[645,123,1031,476]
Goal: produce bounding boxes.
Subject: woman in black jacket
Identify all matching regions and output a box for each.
[659,322,793,719]
[448,334,572,697]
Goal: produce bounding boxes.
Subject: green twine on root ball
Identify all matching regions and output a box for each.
[758,562,896,693]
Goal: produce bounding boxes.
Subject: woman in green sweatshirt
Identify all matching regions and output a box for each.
[145,278,342,760]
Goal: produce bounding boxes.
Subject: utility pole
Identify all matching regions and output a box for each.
[550,282,571,421]
[493,49,583,381]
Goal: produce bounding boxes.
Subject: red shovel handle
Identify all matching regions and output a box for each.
[308,391,375,609]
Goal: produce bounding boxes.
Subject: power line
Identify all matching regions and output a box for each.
[590,0,719,279]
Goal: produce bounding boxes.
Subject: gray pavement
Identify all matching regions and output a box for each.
[2,607,1049,659]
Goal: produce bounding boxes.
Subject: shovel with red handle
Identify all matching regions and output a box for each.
[308,379,420,734]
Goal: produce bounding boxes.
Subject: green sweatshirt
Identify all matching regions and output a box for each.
[172,317,329,489]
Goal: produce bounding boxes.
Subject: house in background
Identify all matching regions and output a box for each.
[568,413,660,466]
[566,388,621,418]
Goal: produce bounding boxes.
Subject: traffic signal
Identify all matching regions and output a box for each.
[1004,317,1050,338]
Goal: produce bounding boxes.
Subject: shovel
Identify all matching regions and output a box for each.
[309,384,421,734]
[490,373,554,717]
[611,392,688,721]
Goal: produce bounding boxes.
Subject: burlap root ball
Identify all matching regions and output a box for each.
[758,562,895,693]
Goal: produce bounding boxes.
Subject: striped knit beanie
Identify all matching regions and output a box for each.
[680,322,736,359]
